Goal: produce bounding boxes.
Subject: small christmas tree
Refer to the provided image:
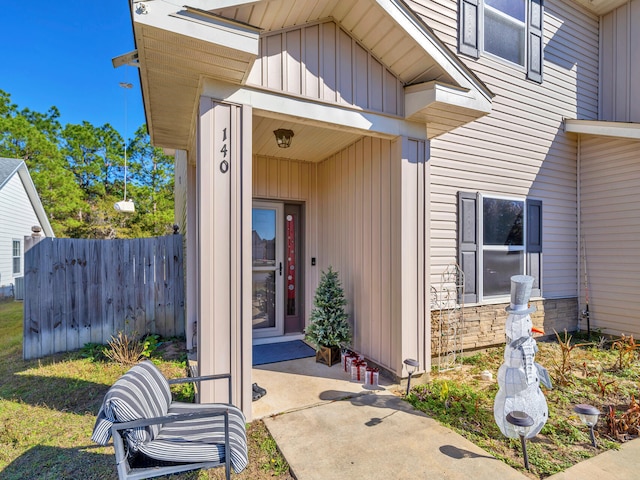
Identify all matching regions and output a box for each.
[305,266,351,350]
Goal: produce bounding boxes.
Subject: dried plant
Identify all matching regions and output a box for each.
[104,331,144,366]
[611,334,639,370]
[596,371,615,398]
[551,329,591,386]
[605,396,640,441]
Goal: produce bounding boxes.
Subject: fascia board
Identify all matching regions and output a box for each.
[16,165,55,237]
[134,2,260,57]
[405,81,491,118]
[565,119,640,140]
[201,79,427,140]
[377,0,493,105]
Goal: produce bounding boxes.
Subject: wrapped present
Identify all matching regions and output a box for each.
[350,360,367,382]
[344,352,359,373]
[365,366,379,388]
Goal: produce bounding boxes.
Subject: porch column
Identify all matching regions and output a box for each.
[197,98,253,418]
[392,136,430,378]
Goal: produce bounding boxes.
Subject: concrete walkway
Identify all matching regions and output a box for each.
[264,390,528,480]
[255,357,640,480]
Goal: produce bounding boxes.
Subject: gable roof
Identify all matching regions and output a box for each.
[0,158,55,237]
[128,0,493,149]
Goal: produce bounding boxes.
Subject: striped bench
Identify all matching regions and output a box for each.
[92,360,248,480]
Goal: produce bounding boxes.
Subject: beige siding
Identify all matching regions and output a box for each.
[580,135,640,337]
[600,0,640,122]
[413,0,599,305]
[316,137,427,375]
[247,21,404,117]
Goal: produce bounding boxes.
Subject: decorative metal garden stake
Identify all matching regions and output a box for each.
[494,276,552,455]
[574,404,600,448]
[506,411,534,470]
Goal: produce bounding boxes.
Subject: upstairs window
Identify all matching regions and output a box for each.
[459,0,543,83]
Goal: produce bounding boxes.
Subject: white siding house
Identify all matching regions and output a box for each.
[0,158,54,298]
[125,0,638,419]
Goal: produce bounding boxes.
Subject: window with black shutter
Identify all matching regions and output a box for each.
[458,0,544,83]
[458,192,543,303]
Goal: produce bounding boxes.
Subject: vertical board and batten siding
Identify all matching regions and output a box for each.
[23,236,185,359]
[579,136,640,337]
[246,21,404,117]
[600,0,640,122]
[252,155,319,314]
[0,173,43,288]
[410,0,599,301]
[317,137,395,371]
[315,137,427,374]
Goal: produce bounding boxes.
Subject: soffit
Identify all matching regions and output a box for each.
[131,0,492,149]
[570,0,628,15]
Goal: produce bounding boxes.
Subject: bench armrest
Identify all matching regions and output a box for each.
[167,373,232,403]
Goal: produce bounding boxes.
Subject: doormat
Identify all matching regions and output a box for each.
[253,340,316,366]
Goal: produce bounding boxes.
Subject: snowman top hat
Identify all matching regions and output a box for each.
[505,275,536,315]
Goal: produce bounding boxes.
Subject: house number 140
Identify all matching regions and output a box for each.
[220,127,229,173]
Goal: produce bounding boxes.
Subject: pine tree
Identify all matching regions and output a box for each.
[305,266,351,349]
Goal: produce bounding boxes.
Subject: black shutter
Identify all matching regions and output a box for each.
[527,0,544,83]
[527,199,542,297]
[459,0,479,58]
[458,192,478,303]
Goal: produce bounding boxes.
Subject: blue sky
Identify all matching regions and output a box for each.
[1,2,146,139]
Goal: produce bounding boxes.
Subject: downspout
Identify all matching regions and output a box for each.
[576,135,582,332]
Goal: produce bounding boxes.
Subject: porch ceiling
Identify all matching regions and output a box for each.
[252,114,367,162]
[570,0,628,15]
[130,0,492,150]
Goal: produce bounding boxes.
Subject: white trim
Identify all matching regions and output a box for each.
[564,119,640,140]
[202,78,428,140]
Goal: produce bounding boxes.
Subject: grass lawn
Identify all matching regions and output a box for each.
[0,301,292,480]
[407,332,640,479]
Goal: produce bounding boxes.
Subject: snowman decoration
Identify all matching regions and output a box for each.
[494,275,552,439]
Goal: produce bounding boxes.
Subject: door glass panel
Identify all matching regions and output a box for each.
[252,209,276,267]
[253,271,276,329]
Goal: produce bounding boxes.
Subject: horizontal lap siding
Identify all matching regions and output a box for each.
[0,174,42,286]
[580,136,640,337]
[411,0,598,300]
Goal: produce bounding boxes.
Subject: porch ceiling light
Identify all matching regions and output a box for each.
[273,129,294,148]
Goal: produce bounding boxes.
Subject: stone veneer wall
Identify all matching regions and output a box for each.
[431,297,579,356]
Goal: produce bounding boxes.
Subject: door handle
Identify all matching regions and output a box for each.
[279,262,283,276]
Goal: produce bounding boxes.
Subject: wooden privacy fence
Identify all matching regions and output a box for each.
[23,235,185,359]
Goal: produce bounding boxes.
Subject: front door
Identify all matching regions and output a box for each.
[252,202,284,338]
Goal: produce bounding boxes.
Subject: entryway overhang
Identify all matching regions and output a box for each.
[565,119,640,140]
[130,0,493,150]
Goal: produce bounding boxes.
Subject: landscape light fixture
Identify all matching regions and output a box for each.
[574,404,600,448]
[273,129,294,148]
[403,358,419,396]
[506,411,534,470]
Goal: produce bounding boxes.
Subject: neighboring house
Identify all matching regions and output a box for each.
[0,158,55,298]
[124,0,639,418]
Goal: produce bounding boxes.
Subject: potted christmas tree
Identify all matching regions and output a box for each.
[305,266,351,366]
